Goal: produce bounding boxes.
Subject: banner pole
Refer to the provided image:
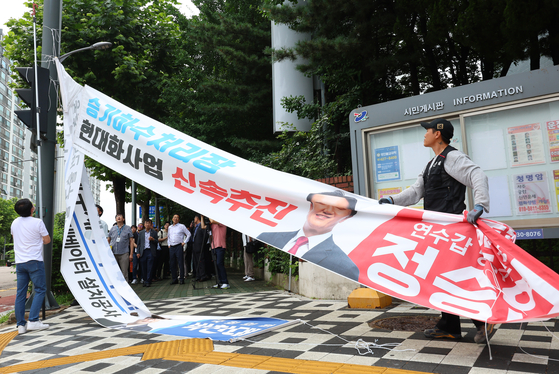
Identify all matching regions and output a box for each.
[32,5,43,221]
[288,254,292,292]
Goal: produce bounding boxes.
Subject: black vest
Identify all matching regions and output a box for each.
[423,146,467,214]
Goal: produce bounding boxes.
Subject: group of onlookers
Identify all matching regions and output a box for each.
[97,207,258,290]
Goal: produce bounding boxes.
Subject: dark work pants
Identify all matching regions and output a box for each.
[214,247,228,284]
[185,242,193,274]
[169,244,185,281]
[204,245,214,276]
[132,252,141,281]
[154,249,162,279]
[436,312,484,334]
[140,249,154,286]
[193,245,206,280]
[160,245,169,277]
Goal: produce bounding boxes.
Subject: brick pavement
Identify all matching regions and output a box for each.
[0,268,556,373]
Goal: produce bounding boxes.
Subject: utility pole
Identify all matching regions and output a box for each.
[40,0,62,309]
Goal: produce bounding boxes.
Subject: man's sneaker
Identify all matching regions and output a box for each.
[424,328,461,340]
[27,320,49,331]
[244,276,255,282]
[221,284,230,289]
[474,324,495,344]
[243,275,248,280]
[140,279,144,284]
[212,284,220,289]
[17,324,27,334]
[131,279,138,285]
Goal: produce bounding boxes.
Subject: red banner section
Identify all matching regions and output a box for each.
[349,208,559,323]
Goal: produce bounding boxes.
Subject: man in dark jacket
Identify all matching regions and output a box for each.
[136,219,158,287]
[379,118,492,344]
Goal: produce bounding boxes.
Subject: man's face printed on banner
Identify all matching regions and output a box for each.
[303,194,353,236]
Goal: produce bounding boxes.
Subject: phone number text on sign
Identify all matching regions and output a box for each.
[516,229,544,240]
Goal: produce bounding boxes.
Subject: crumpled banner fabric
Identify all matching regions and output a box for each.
[56,59,559,325]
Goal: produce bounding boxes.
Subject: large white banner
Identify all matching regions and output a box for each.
[57,59,559,326]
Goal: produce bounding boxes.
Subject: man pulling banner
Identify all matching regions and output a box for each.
[56,58,559,332]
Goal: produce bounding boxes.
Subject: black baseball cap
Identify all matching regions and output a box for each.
[421,118,454,141]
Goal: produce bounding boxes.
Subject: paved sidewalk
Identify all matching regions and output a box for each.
[0,270,556,373]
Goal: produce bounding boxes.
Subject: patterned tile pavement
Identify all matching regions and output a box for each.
[0,270,557,373]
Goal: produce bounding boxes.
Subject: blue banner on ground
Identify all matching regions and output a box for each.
[117,316,297,342]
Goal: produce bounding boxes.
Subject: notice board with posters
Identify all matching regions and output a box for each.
[349,65,559,236]
[463,100,559,227]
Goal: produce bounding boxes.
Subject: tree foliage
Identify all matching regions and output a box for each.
[0,198,19,239]
[261,0,559,177]
[161,0,279,160]
[5,0,187,216]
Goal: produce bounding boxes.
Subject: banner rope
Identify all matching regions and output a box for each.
[235,320,415,356]
[517,322,559,363]
[484,260,506,361]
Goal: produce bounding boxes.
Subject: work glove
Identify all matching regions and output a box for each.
[467,204,484,224]
[379,197,393,204]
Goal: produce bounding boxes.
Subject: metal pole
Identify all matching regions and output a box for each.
[31,8,43,221]
[154,195,160,228]
[131,181,136,225]
[40,0,62,310]
[288,254,292,293]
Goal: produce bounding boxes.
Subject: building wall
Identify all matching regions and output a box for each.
[0,29,38,203]
[315,175,354,193]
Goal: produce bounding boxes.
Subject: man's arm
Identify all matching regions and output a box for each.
[183,226,191,244]
[390,172,426,206]
[444,152,490,212]
[129,236,135,259]
[43,235,51,244]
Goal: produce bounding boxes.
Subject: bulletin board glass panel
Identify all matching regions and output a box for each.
[367,119,464,209]
[464,99,559,226]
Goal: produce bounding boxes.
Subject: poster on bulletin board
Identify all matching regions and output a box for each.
[377,187,402,199]
[554,170,559,212]
[547,120,559,163]
[514,171,552,215]
[375,146,400,182]
[507,123,545,167]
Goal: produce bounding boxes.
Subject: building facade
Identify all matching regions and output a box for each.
[2,29,100,211]
[0,29,39,202]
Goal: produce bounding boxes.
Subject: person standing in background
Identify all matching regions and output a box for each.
[130,225,141,284]
[243,234,255,282]
[137,219,158,288]
[108,214,134,282]
[167,214,191,285]
[210,219,229,289]
[157,222,170,279]
[12,198,51,334]
[96,204,109,240]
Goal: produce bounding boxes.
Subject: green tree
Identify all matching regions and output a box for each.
[4,0,187,216]
[0,198,19,239]
[161,0,279,160]
[263,0,559,177]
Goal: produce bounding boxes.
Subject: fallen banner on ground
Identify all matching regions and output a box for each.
[116,316,299,342]
[56,58,559,326]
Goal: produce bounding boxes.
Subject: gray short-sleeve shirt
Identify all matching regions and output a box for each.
[108,224,133,255]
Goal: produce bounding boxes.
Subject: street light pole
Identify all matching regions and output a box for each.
[33,0,63,311]
[59,42,112,63]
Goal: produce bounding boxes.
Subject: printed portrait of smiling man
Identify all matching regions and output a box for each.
[257,190,359,281]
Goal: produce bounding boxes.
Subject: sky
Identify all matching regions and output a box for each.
[1,0,199,225]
